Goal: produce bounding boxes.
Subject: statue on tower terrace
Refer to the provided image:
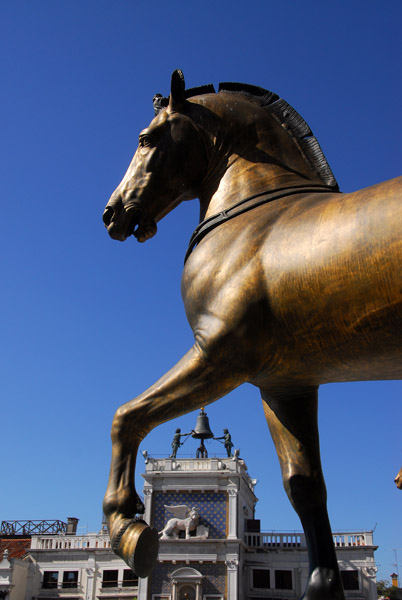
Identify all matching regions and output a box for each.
[170,428,192,459]
[214,429,234,457]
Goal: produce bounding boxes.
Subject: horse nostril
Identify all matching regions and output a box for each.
[103,206,114,226]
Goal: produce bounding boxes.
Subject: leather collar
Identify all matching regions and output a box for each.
[184,185,337,264]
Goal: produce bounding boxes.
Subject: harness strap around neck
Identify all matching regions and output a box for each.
[184,184,337,264]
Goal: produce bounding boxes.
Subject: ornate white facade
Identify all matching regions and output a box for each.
[0,454,378,600]
[139,454,378,600]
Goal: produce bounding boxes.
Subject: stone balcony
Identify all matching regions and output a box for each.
[30,532,111,550]
[245,530,374,549]
[142,455,257,493]
[144,455,247,473]
[30,529,373,553]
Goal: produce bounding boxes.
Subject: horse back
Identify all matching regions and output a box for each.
[183,177,402,385]
[259,176,402,383]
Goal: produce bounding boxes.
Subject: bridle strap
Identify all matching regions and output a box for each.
[184,184,337,264]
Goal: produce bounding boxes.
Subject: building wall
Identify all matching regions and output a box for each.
[0,554,30,600]
[11,561,30,600]
[0,456,379,600]
[150,561,226,598]
[244,544,377,599]
[21,544,139,599]
[141,455,378,600]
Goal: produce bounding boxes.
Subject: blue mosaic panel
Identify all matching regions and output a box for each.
[153,491,227,539]
[150,561,226,596]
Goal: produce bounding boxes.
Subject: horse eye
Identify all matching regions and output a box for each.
[139,135,153,148]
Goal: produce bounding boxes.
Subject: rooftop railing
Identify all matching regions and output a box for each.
[245,530,373,549]
[31,532,111,550]
[30,528,373,551]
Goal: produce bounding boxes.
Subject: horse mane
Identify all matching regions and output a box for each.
[153,81,339,190]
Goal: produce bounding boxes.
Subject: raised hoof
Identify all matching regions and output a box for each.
[111,517,159,578]
[301,567,345,600]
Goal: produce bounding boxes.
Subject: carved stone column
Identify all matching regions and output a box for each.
[143,487,153,524]
[140,486,153,600]
[295,567,303,597]
[171,578,178,600]
[226,555,239,599]
[365,566,378,599]
[85,557,95,600]
[227,487,238,539]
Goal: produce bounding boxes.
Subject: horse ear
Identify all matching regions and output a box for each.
[169,69,186,111]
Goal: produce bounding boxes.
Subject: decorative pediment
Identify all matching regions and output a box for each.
[170,566,203,581]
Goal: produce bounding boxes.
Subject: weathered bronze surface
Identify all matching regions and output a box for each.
[396,466,402,489]
[215,428,234,457]
[170,428,191,459]
[102,70,402,597]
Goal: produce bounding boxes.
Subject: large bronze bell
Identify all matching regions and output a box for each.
[192,407,214,440]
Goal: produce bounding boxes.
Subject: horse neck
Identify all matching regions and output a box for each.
[195,96,324,220]
[199,159,316,220]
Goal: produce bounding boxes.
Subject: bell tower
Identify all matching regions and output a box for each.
[138,412,257,600]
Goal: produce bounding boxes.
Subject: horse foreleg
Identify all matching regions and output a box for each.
[261,386,344,600]
[103,343,244,577]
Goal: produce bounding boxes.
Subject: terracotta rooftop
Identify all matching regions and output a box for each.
[0,537,31,559]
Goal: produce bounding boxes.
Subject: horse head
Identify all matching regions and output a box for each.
[103,70,209,242]
[103,70,338,243]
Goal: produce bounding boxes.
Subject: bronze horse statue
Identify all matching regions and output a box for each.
[103,70,402,598]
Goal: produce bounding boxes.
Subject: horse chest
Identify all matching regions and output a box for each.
[182,242,262,321]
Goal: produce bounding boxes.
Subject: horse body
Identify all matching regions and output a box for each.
[102,71,401,597]
[183,177,402,388]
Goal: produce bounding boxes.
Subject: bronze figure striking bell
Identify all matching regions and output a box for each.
[192,407,214,439]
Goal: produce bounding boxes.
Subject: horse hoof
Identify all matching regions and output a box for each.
[301,567,345,600]
[111,517,159,578]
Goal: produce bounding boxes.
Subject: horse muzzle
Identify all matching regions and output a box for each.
[103,199,157,243]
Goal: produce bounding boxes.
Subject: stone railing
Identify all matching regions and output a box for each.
[31,532,111,550]
[245,530,373,549]
[245,531,304,548]
[30,526,372,553]
[142,455,257,493]
[144,456,244,472]
[332,532,373,546]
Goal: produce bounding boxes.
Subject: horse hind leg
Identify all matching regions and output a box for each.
[261,385,345,600]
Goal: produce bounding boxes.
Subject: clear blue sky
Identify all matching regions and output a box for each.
[1,0,400,584]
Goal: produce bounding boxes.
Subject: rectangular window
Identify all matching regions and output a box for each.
[62,571,78,588]
[123,569,138,587]
[102,569,119,588]
[275,569,292,589]
[43,571,58,589]
[341,570,359,590]
[252,568,270,589]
